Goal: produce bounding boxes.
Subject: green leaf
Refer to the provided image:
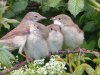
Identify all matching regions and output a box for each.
[5,18,19,23]
[79,14,86,25]
[0,44,15,67]
[31,0,45,4]
[40,0,61,11]
[87,40,96,49]
[12,0,28,13]
[95,65,100,75]
[83,21,96,32]
[40,4,50,12]
[68,0,84,17]
[93,58,100,64]
[98,38,100,48]
[73,64,84,75]
[0,18,18,29]
[47,0,61,7]
[81,41,88,49]
[4,10,15,18]
[0,7,8,17]
[83,63,95,75]
[2,22,10,30]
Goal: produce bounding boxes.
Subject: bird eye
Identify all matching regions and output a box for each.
[58,18,61,20]
[51,28,53,30]
[34,16,38,17]
[37,27,39,29]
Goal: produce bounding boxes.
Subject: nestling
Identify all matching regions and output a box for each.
[51,14,84,49]
[24,22,49,59]
[47,24,63,53]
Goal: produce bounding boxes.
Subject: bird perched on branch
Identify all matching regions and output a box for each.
[0,12,46,59]
[24,22,49,59]
[47,24,63,53]
[51,14,84,50]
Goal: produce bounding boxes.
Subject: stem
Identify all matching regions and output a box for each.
[89,4,100,12]
[89,0,100,8]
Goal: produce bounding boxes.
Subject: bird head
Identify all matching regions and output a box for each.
[24,12,46,22]
[51,14,73,26]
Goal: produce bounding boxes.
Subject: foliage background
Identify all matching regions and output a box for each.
[0,0,100,75]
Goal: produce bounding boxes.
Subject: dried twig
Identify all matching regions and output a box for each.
[0,61,27,75]
[0,48,100,75]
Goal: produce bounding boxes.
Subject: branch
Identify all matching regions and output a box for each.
[0,48,100,75]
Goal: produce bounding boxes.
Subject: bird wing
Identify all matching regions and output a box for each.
[1,25,30,40]
[36,23,49,40]
[74,24,83,33]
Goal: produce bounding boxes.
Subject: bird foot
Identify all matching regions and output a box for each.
[26,56,33,62]
[75,48,84,55]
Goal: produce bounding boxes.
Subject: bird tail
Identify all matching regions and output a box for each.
[0,40,7,45]
[0,40,15,51]
[0,40,12,48]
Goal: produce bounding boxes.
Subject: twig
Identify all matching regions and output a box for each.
[82,48,100,56]
[0,61,26,75]
[0,60,32,75]
[0,48,100,75]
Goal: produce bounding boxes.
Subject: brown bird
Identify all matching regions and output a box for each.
[0,0,7,7]
[24,22,49,59]
[0,12,46,59]
[51,14,84,50]
[47,24,63,53]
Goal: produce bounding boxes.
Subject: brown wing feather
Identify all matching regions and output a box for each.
[36,23,49,40]
[1,25,30,40]
[67,23,83,33]
[74,24,83,33]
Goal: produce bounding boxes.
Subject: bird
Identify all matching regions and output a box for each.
[24,22,49,59]
[0,12,46,59]
[0,0,7,7]
[46,24,63,53]
[51,14,84,50]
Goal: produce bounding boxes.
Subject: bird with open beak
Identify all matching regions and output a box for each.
[47,24,63,53]
[0,12,46,59]
[51,14,84,50]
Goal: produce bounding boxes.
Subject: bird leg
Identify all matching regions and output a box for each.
[18,41,33,62]
[75,47,84,55]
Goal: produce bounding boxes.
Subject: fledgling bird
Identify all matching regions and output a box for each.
[51,14,84,49]
[0,12,46,58]
[24,22,49,59]
[47,24,63,53]
[0,0,7,7]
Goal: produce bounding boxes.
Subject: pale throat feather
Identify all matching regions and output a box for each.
[54,20,64,27]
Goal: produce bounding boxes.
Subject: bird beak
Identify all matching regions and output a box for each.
[42,16,47,19]
[50,17,55,20]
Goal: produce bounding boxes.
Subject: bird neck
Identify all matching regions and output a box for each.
[31,30,43,38]
[54,20,64,27]
[62,19,75,26]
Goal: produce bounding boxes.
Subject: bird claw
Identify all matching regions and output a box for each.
[26,56,33,62]
[78,48,84,55]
